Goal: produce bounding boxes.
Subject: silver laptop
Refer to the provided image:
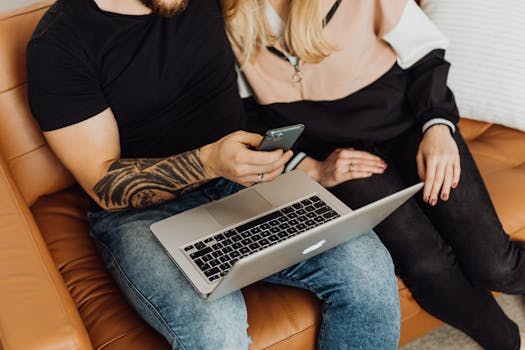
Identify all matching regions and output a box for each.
[150,170,422,301]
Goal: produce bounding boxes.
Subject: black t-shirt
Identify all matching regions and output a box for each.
[27,0,244,158]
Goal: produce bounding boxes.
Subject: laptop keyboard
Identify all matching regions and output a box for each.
[182,195,341,283]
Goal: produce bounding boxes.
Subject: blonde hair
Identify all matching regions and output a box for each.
[222,0,335,64]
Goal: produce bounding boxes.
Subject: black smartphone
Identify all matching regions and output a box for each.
[256,124,305,151]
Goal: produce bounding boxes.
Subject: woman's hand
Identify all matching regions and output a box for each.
[416,124,461,206]
[297,148,387,188]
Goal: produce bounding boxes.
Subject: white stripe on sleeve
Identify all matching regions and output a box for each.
[422,118,456,134]
[285,152,307,173]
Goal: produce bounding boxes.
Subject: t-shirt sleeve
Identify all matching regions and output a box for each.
[27,37,108,131]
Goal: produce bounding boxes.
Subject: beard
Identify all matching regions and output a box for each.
[139,0,188,17]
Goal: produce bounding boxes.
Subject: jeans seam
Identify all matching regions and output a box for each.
[95,238,186,350]
[263,324,320,350]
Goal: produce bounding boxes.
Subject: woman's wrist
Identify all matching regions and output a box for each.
[424,124,451,138]
[296,156,322,182]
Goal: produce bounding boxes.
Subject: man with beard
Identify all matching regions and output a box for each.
[26,0,401,348]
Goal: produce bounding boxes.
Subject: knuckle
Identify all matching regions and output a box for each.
[272,167,283,177]
[269,157,280,166]
[260,155,270,164]
[233,153,243,163]
[232,167,243,177]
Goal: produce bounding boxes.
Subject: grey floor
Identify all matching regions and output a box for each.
[400,294,525,350]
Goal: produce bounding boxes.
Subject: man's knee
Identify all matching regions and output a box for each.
[168,292,251,350]
[331,232,398,309]
[347,231,395,266]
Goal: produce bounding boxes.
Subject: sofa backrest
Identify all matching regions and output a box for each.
[0,0,75,206]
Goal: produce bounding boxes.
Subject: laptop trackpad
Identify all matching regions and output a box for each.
[206,189,272,227]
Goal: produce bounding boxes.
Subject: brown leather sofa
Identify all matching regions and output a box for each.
[1,1,524,349]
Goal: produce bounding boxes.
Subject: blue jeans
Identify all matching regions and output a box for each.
[88,179,400,350]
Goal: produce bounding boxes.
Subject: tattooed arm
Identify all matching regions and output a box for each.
[43,108,293,211]
[92,151,209,210]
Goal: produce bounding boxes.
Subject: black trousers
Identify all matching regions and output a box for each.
[326,126,523,350]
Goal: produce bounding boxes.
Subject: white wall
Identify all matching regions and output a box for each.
[0,0,43,13]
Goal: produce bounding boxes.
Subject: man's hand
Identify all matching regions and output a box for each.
[416,124,461,206]
[297,148,387,188]
[200,131,293,187]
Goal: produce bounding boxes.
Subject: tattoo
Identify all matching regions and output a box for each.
[93,150,208,210]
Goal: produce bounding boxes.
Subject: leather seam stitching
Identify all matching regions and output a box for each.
[470,150,525,168]
[262,323,319,350]
[6,144,47,163]
[0,5,51,21]
[97,326,144,350]
[0,81,26,95]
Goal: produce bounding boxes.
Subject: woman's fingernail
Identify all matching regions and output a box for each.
[452,182,457,188]
[431,198,437,206]
[441,193,448,201]
[424,195,429,203]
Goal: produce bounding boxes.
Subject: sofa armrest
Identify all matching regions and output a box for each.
[0,154,92,350]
